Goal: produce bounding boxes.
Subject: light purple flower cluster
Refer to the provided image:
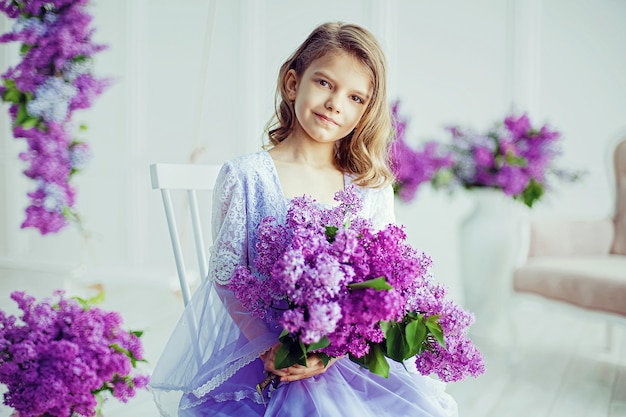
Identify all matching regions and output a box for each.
[230,186,484,382]
[0,0,109,234]
[390,101,454,203]
[0,290,148,417]
[390,100,572,207]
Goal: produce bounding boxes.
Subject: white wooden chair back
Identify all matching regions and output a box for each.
[150,163,222,306]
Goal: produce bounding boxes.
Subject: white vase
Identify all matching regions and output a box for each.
[459,188,525,342]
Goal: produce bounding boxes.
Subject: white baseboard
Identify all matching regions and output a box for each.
[0,257,83,274]
[0,258,174,286]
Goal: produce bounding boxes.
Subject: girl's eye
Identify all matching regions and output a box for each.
[351,95,364,104]
[317,79,330,88]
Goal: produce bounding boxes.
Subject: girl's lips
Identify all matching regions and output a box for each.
[314,112,338,126]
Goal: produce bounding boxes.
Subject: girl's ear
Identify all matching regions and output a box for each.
[285,69,298,101]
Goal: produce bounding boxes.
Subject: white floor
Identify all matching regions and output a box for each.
[0,268,625,417]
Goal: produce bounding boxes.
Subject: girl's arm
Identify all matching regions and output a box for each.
[209,162,274,343]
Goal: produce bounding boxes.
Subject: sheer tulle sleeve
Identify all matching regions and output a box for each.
[209,162,247,285]
[369,184,396,229]
[209,162,276,341]
[149,162,278,415]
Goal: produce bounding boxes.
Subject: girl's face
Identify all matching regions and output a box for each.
[286,51,372,146]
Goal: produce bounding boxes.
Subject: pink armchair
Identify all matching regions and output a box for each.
[513,139,626,321]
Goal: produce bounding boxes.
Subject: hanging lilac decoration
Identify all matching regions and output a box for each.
[1,0,109,234]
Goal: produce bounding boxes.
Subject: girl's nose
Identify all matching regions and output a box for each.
[325,95,340,113]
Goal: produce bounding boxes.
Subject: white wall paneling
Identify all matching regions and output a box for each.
[125,0,148,271]
[241,0,266,153]
[509,0,543,118]
[0,1,624,292]
[534,0,626,220]
[367,0,399,97]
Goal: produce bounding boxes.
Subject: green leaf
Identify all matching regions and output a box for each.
[73,296,90,311]
[72,291,105,310]
[274,338,307,369]
[348,276,392,291]
[318,352,330,367]
[383,321,407,362]
[21,116,40,129]
[298,338,306,356]
[379,320,392,333]
[86,291,106,305]
[405,319,427,357]
[527,128,541,137]
[110,343,130,356]
[368,344,390,378]
[520,179,544,208]
[130,330,144,338]
[2,87,22,104]
[325,226,338,242]
[505,154,527,167]
[278,328,290,341]
[94,392,103,415]
[353,344,390,378]
[19,43,32,55]
[431,168,454,189]
[14,103,27,125]
[306,336,330,352]
[425,316,446,348]
[61,206,74,219]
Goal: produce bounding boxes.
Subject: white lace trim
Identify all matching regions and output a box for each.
[214,389,264,404]
[180,388,264,410]
[191,350,262,398]
[181,347,272,411]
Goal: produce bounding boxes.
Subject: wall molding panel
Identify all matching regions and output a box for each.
[125,0,148,269]
[509,0,543,118]
[368,0,399,97]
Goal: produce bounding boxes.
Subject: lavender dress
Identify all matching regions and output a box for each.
[149,151,458,417]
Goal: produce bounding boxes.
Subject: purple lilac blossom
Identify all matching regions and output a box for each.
[27,76,78,122]
[0,0,109,234]
[69,141,91,171]
[390,102,454,202]
[229,187,485,381]
[390,100,567,207]
[0,290,148,417]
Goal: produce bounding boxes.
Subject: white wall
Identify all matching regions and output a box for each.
[0,0,624,302]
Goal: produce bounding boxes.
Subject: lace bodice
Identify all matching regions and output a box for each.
[208,151,396,285]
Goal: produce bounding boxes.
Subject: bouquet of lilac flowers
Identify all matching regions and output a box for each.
[0,290,148,417]
[0,0,109,234]
[390,101,580,207]
[390,102,454,203]
[230,187,484,386]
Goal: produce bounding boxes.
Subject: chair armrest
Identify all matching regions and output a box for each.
[527,218,614,258]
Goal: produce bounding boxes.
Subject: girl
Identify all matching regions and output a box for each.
[150,22,458,417]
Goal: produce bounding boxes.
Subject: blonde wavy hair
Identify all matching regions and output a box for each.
[265,22,394,188]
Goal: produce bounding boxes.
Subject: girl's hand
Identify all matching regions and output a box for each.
[260,342,342,382]
[260,343,290,379]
